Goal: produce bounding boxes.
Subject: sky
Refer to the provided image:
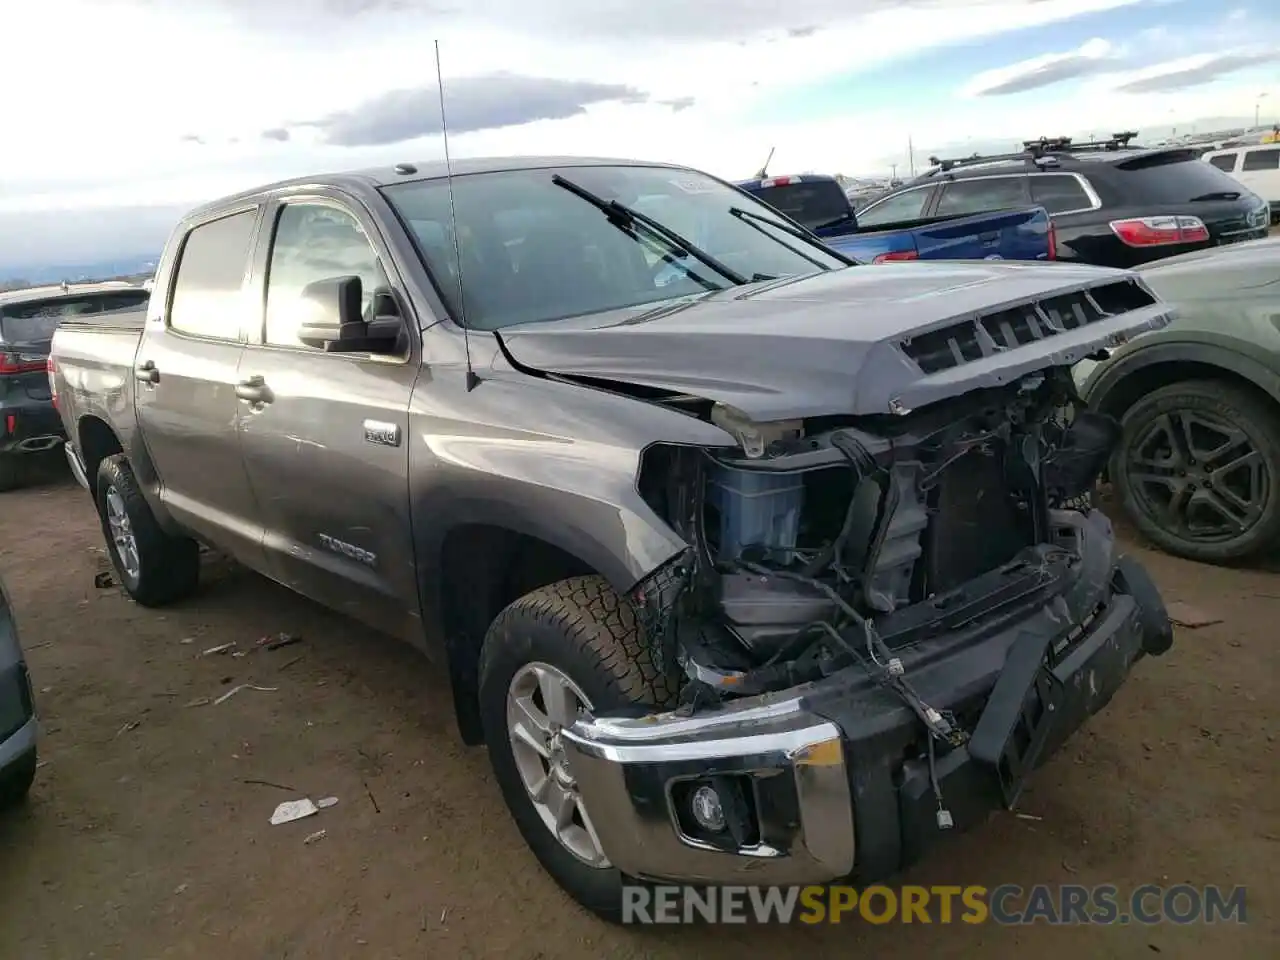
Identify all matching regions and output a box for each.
[2,0,1279,272]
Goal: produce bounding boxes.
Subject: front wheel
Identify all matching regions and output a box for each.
[1111,380,1280,563]
[477,576,677,922]
[95,455,201,607]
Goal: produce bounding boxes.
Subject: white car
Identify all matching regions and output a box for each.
[1202,144,1280,223]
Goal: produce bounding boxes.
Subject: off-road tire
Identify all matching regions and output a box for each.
[1111,380,1280,564]
[95,455,200,607]
[478,575,677,922]
[0,749,37,806]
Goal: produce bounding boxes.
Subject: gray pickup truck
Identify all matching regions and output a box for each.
[51,156,1176,920]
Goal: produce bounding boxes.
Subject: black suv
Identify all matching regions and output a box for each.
[855,133,1271,268]
[1,281,150,491]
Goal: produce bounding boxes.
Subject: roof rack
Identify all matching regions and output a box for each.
[924,131,1141,174]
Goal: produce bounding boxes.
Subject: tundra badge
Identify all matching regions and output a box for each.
[363,419,401,447]
[318,534,377,567]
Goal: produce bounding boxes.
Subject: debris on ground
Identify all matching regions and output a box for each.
[304,829,327,845]
[213,683,279,706]
[114,719,143,738]
[258,632,303,652]
[1015,813,1043,821]
[270,798,319,825]
[317,796,339,809]
[243,778,297,792]
[1166,602,1223,629]
[202,642,237,657]
[93,572,114,589]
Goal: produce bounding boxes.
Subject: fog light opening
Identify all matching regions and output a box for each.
[691,784,726,833]
[672,774,760,850]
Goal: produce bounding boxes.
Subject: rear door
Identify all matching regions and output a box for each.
[133,207,268,568]
[236,195,422,640]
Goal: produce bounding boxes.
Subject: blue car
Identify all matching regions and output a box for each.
[0,573,37,805]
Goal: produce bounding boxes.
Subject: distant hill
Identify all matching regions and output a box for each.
[0,255,158,290]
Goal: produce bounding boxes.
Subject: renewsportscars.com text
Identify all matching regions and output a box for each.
[622,883,1248,925]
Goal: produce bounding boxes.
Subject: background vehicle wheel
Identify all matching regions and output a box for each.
[1111,380,1280,563]
[95,455,200,607]
[478,575,677,922]
[0,457,23,493]
[0,749,37,807]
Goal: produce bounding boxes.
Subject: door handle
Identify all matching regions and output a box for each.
[134,360,159,384]
[235,376,272,405]
[979,231,1000,243]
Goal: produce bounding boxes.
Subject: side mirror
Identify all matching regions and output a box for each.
[297,275,364,348]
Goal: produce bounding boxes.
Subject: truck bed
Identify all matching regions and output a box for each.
[826,206,1053,264]
[49,312,145,463]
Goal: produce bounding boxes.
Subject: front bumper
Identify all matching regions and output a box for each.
[562,510,1172,886]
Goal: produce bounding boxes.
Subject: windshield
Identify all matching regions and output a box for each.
[747,180,852,230]
[382,165,847,331]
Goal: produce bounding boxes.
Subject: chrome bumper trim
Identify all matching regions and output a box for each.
[561,698,855,885]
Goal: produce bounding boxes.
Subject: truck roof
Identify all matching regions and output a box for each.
[185,156,687,220]
[735,173,841,191]
[0,280,147,307]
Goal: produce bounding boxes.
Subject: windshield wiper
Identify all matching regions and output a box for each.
[729,207,853,269]
[551,174,749,286]
[1188,191,1240,202]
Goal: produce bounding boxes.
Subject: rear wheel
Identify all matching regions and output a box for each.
[478,575,676,922]
[95,455,201,606]
[1111,380,1280,563]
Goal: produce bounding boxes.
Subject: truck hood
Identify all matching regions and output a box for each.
[496,261,1176,420]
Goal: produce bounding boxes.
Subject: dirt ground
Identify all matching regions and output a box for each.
[0,469,1276,960]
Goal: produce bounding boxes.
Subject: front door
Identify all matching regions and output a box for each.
[236,197,422,640]
[134,206,268,568]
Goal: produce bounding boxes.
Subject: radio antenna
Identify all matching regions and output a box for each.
[435,39,478,391]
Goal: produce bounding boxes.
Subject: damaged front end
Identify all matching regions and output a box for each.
[561,366,1173,887]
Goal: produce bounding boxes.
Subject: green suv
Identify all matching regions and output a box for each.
[1079,235,1280,563]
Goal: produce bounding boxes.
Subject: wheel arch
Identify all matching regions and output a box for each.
[1084,341,1280,422]
[429,519,663,745]
[76,415,124,499]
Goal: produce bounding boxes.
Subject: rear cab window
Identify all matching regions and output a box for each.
[747,179,852,231]
[168,209,259,340]
[1206,153,1238,173]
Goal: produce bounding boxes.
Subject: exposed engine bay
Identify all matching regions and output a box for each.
[634,365,1121,731]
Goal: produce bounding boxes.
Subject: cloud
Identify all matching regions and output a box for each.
[787,26,820,38]
[303,74,647,146]
[180,134,206,145]
[261,127,291,141]
[962,38,1116,96]
[1113,49,1280,93]
[658,96,696,112]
